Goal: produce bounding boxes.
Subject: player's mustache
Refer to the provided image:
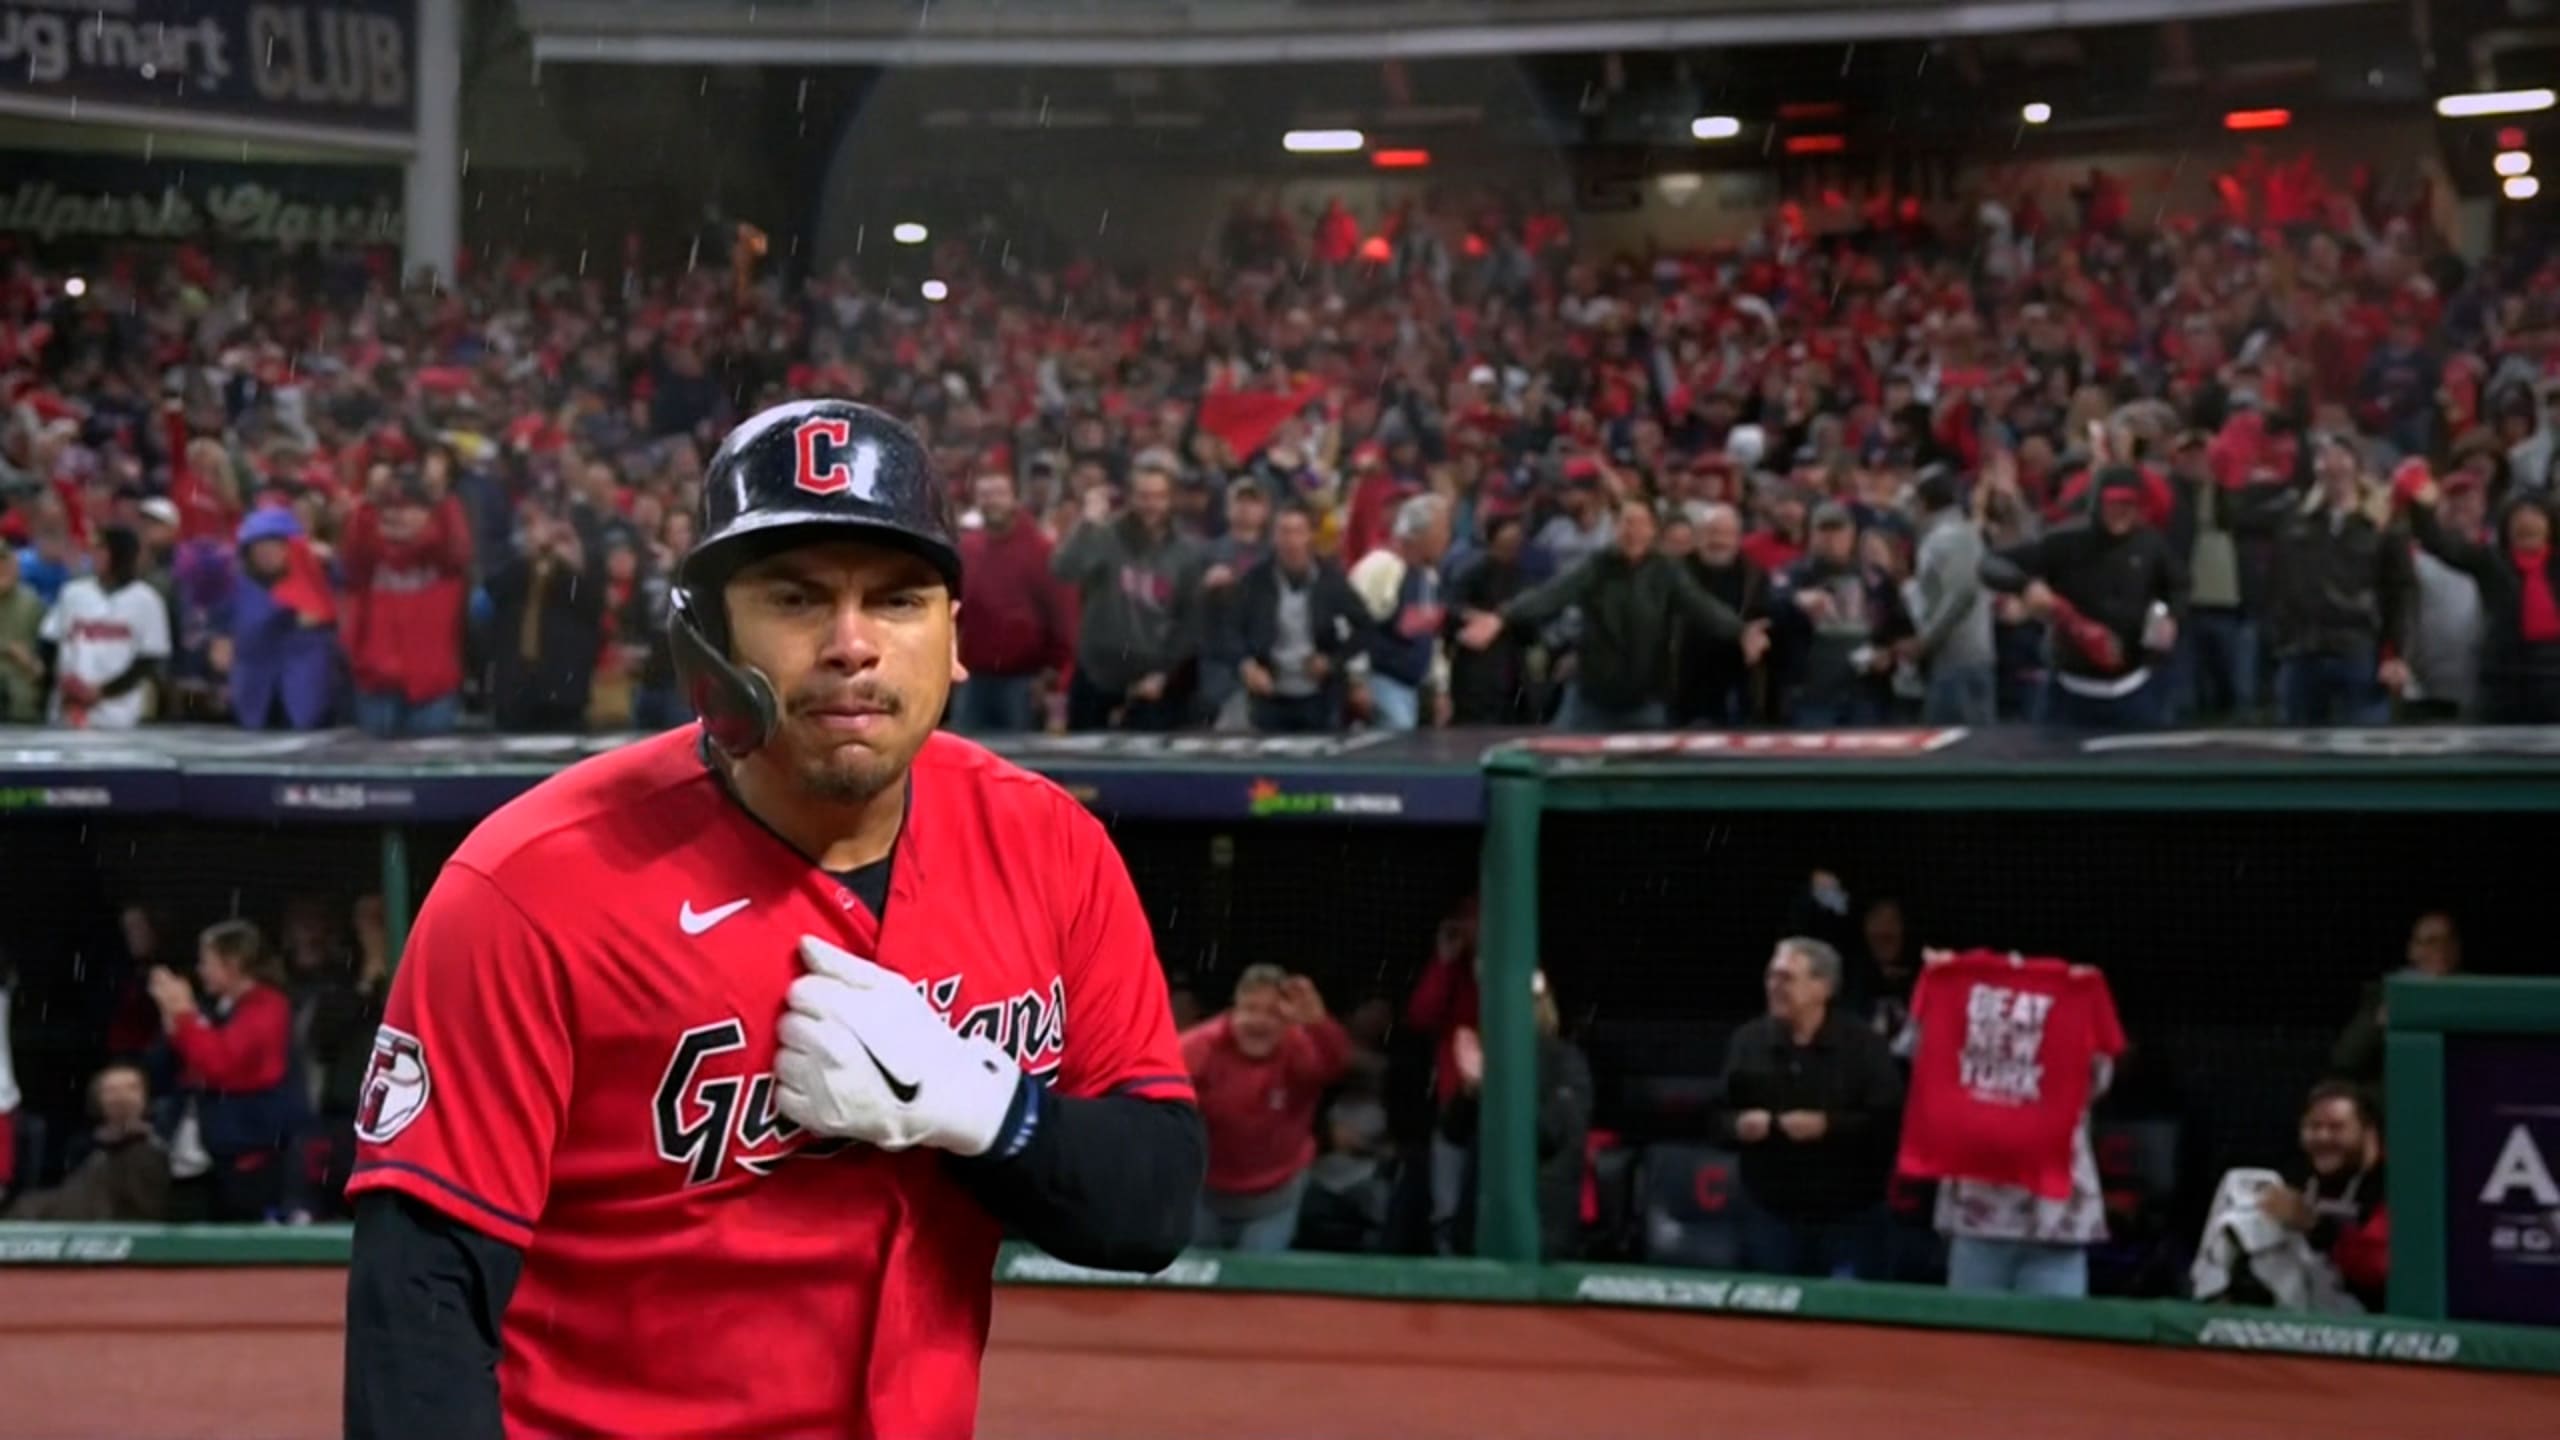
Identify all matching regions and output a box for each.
[787,682,905,717]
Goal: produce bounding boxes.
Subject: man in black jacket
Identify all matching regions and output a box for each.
[1459,498,1768,731]
[1772,504,1912,728]
[1237,505,1368,732]
[1982,465,2185,731]
[2267,435,2412,726]
[1444,511,1539,724]
[1719,937,1904,1280]
[1674,503,1772,725]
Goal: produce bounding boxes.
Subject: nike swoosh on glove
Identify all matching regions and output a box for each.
[773,935,1024,1157]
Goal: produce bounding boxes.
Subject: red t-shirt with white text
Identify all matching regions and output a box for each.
[1895,951,2125,1200]
[345,729,1193,1440]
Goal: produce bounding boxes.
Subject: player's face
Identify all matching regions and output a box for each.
[1763,947,1825,1022]
[725,539,961,805]
[2300,1097,2368,1177]
[93,1066,146,1129]
[196,946,240,998]
[1229,984,1287,1058]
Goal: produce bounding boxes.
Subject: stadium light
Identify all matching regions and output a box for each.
[63,276,87,298]
[1691,115,1743,141]
[2505,175,2542,201]
[2438,89,2557,119]
[2021,102,2052,125]
[2223,108,2291,131]
[921,279,950,302]
[2497,150,2534,178]
[1283,128,1365,154]
[892,222,929,245]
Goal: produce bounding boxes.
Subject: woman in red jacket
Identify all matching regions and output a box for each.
[147,920,300,1222]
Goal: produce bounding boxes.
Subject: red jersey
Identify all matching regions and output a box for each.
[346,729,1193,1440]
[1179,1013,1352,1195]
[1894,951,2125,1200]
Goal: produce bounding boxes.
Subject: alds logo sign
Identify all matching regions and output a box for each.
[654,976,1066,1185]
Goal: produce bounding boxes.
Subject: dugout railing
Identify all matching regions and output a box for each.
[8,726,2560,1376]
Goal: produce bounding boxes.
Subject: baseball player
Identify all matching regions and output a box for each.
[342,399,1205,1439]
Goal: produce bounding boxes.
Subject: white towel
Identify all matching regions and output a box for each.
[2189,1167,2363,1314]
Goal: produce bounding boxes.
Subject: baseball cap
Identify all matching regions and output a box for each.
[138,497,181,528]
[1811,501,1856,530]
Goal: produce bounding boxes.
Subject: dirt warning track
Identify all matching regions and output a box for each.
[3,1267,2553,1440]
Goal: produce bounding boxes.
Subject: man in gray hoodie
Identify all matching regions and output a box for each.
[1052,450,1209,731]
[1906,468,1996,725]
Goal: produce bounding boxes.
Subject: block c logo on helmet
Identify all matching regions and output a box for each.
[793,415,883,501]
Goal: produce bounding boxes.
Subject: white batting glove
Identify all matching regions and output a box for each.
[773,935,1023,1157]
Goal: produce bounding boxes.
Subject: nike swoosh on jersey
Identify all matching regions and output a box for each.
[860,1037,921,1104]
[678,898,753,935]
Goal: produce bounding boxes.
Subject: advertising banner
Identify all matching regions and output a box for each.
[0,150,401,247]
[2443,1034,2560,1327]
[0,1,417,142]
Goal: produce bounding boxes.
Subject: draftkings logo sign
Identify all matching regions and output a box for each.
[1245,777,1405,818]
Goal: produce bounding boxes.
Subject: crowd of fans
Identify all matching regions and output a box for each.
[6,151,2558,739]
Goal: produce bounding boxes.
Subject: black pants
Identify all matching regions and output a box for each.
[1249,692,1340,733]
[495,691,590,733]
[1067,670,1189,732]
[211,1148,283,1223]
[2482,666,2560,725]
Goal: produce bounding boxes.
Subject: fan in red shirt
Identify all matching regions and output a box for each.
[144,920,297,1221]
[343,400,1204,1440]
[1180,966,1353,1252]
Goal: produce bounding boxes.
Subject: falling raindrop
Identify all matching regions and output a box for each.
[1097,210,1109,236]
[796,77,810,113]
[1839,43,1855,77]
[1038,95,1050,127]
[142,132,153,162]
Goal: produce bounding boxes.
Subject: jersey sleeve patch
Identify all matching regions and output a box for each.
[354,1024,433,1144]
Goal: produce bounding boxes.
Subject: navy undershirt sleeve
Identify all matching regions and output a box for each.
[345,1191,521,1440]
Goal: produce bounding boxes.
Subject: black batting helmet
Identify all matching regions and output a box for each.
[669,398,961,756]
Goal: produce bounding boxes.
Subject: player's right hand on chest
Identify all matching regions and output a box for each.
[773,936,1023,1159]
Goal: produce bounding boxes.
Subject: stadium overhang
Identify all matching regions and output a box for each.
[521,0,2376,68]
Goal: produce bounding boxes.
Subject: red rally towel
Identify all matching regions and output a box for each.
[1198,380,1323,462]
[272,540,338,625]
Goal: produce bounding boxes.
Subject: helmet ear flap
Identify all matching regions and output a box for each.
[668,584,778,755]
